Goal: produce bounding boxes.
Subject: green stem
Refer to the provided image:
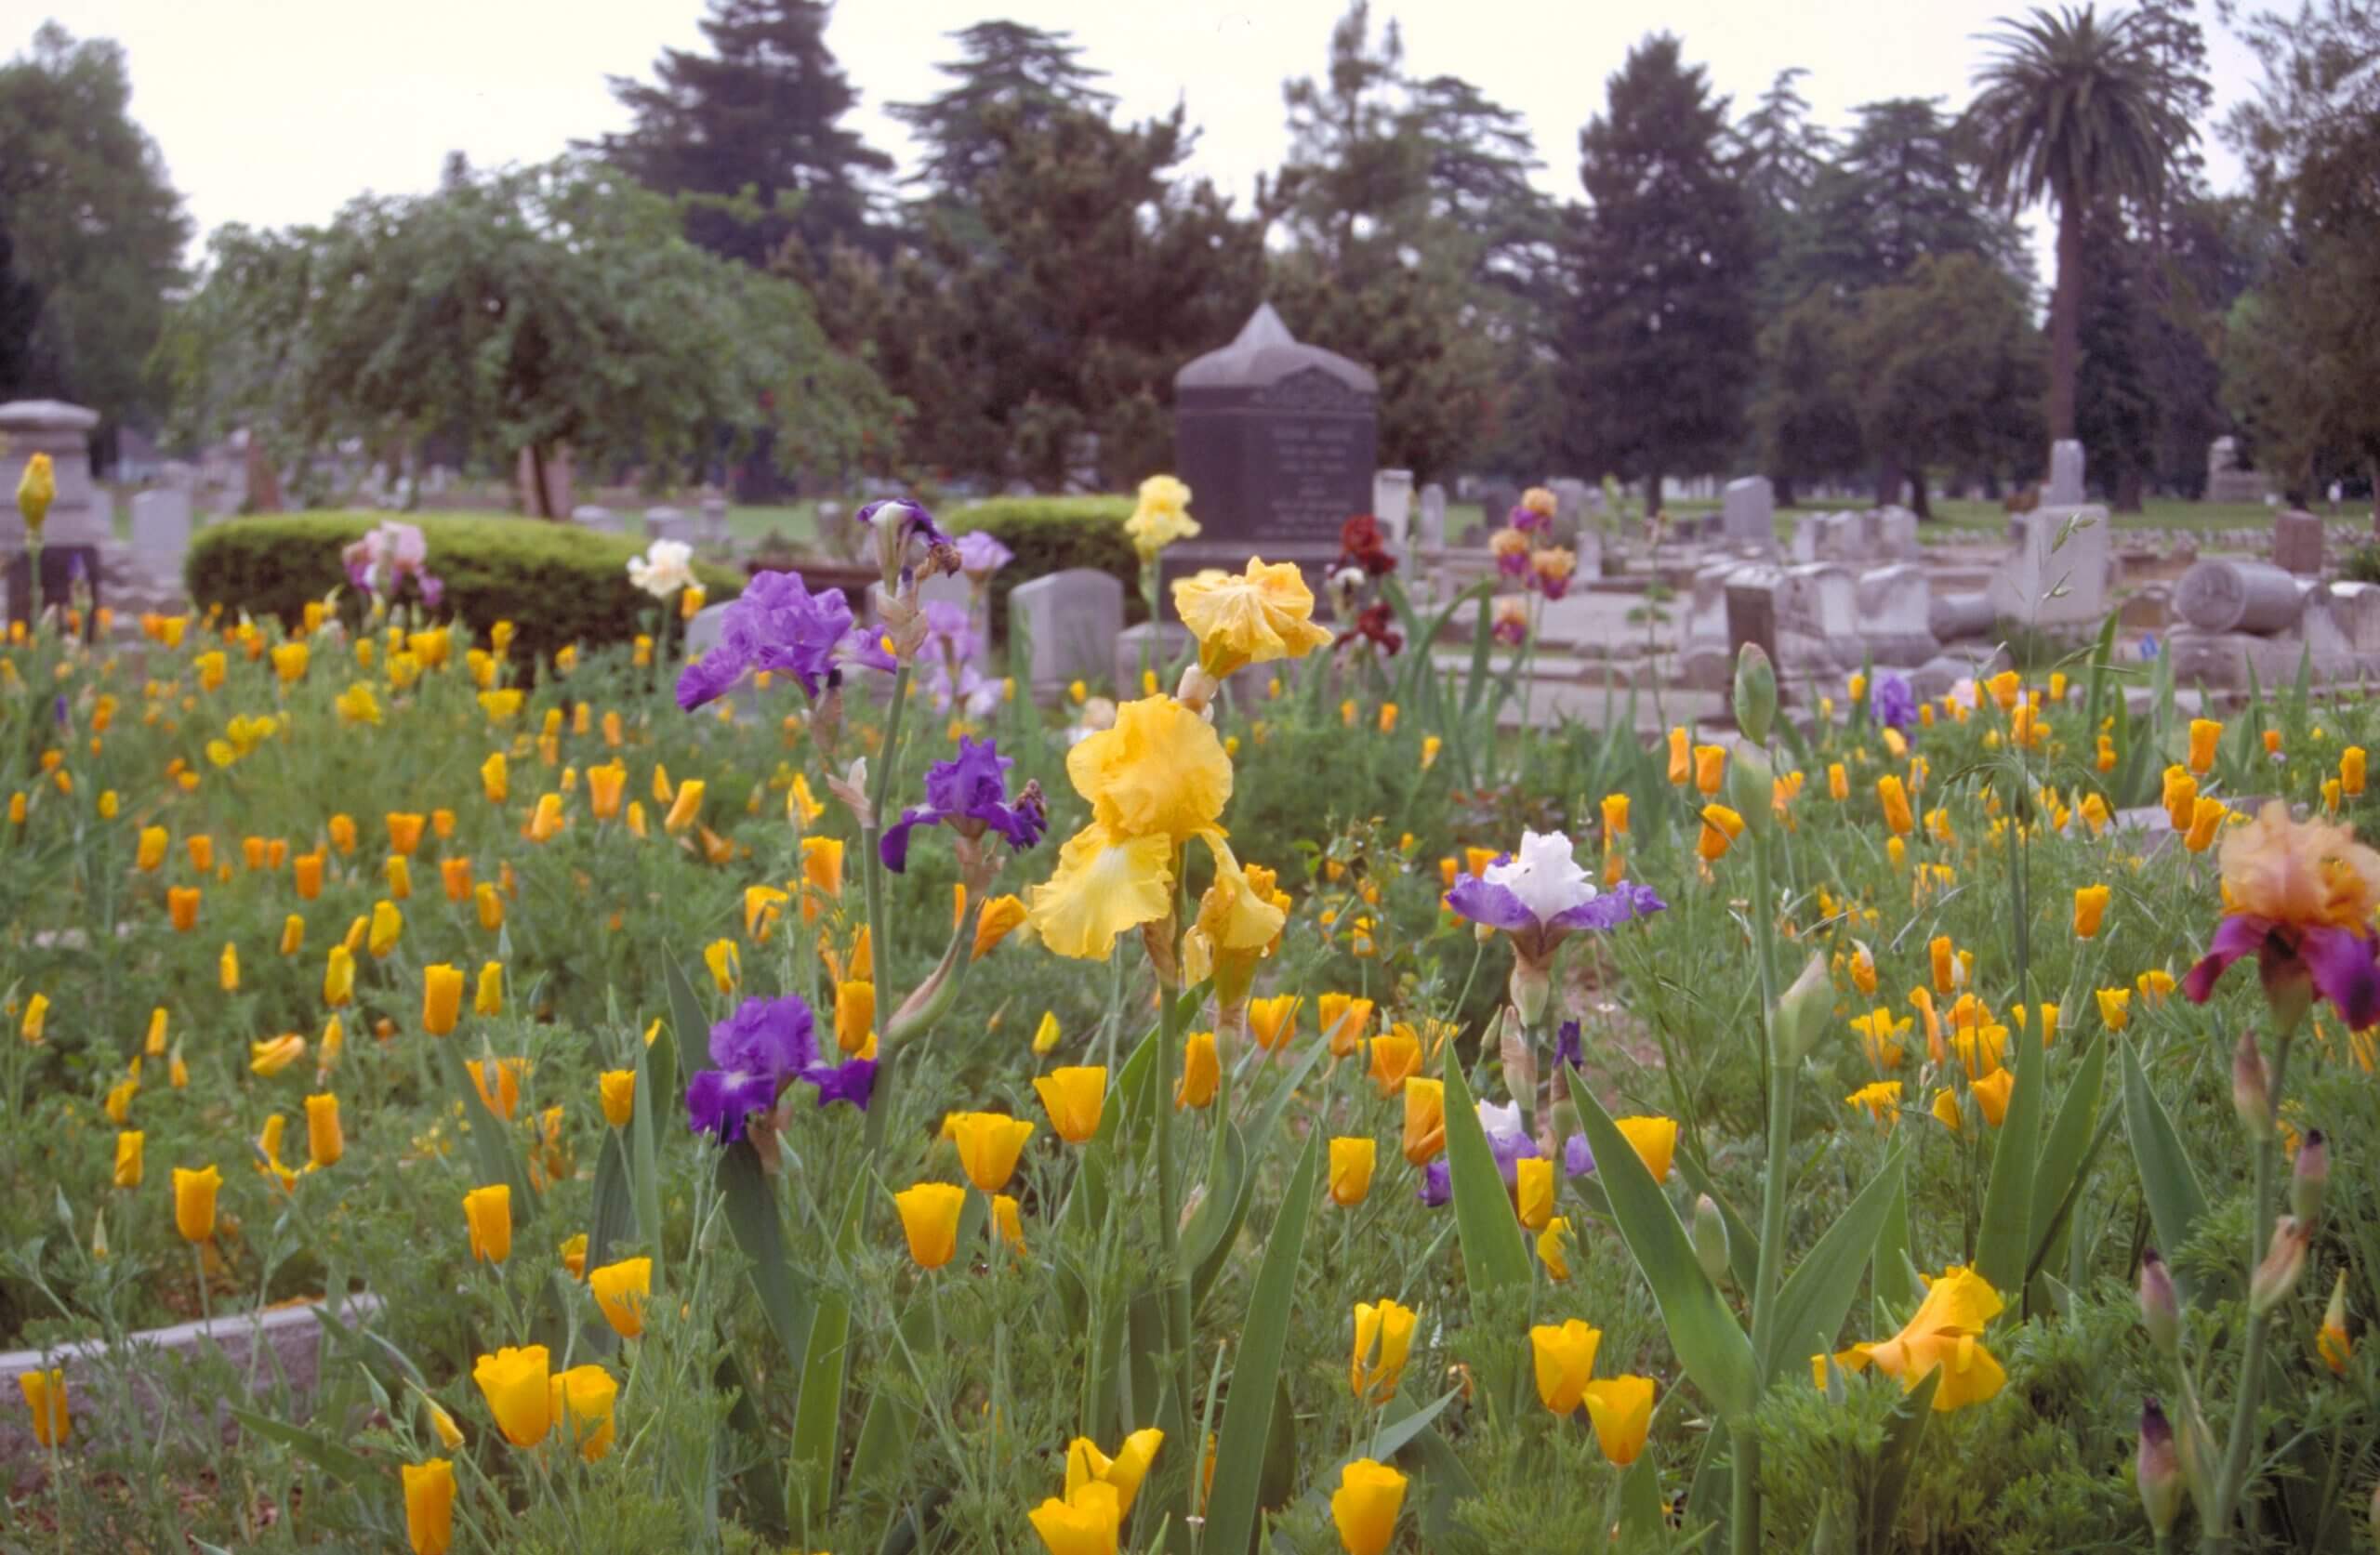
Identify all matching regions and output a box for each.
[1152,921,1196,1540]
[856,661,914,1168]
[2200,1018,2299,1552]
[1738,807,1790,1555]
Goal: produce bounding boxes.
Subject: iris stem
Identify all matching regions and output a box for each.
[857,660,914,1172]
[1738,791,1789,1555]
[2200,1014,2299,1552]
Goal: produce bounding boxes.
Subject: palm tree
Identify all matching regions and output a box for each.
[1964,6,2195,448]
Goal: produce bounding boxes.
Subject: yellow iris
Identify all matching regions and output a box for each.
[1170,558,1333,679]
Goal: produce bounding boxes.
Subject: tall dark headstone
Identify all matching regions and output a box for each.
[1170,305,1378,588]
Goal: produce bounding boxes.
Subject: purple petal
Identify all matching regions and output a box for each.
[1488,1128,1542,1187]
[1445,875,1537,933]
[879,806,939,874]
[803,1058,877,1111]
[1565,1132,1595,1177]
[2182,914,2271,1004]
[1555,1021,1582,1070]
[1417,1159,1451,1207]
[676,652,744,711]
[2298,924,2380,1030]
[686,1069,777,1140]
[708,995,819,1079]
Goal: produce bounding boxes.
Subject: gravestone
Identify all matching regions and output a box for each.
[1988,506,2111,627]
[1930,591,1998,640]
[1856,563,1937,661]
[698,493,732,547]
[1010,567,1125,700]
[1415,483,1447,548]
[1724,582,1778,673]
[2044,440,2086,507]
[572,505,622,534]
[1549,478,1593,534]
[2207,437,2271,504]
[646,507,694,545]
[2175,559,2306,634]
[1,399,106,628]
[129,488,192,579]
[1722,476,1776,551]
[1172,305,1378,586]
[2273,509,2324,576]
[1371,468,1414,548]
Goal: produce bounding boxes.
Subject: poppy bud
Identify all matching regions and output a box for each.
[2232,1031,2273,1140]
[2137,1398,2184,1535]
[1725,741,1776,833]
[2291,1129,2328,1227]
[2248,1215,2311,1315]
[1692,1194,1730,1285]
[2138,1249,2180,1357]
[1732,641,1777,746]
[1773,951,1831,1062]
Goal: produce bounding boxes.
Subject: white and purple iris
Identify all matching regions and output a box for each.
[1444,829,1664,963]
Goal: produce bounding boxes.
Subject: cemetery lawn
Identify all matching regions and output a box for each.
[1910,495,2313,534]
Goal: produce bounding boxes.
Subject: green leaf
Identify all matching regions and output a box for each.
[1194,1037,1332,1310]
[1685,1417,1732,1540]
[717,1138,812,1366]
[1871,1174,1919,1320]
[1255,1373,1299,1517]
[2081,610,2120,738]
[629,1026,666,1279]
[716,1350,788,1534]
[1973,982,2049,1293]
[1568,1074,1756,1419]
[1201,1129,1321,1555]
[582,1127,636,1351]
[1763,1146,1905,1383]
[2026,1035,2107,1273]
[227,1404,375,1483]
[1865,1368,1940,1550]
[2121,1042,2217,1304]
[849,1288,939,1494]
[790,1179,866,1520]
[1618,1451,1667,1544]
[657,957,701,1109]
[1183,1121,1248,1311]
[1439,1060,1534,1296]
[1301,1387,1467,1527]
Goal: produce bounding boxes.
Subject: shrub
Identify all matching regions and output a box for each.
[942,494,1144,643]
[184,511,745,665]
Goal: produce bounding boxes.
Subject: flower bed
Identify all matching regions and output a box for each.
[1,490,2375,1551]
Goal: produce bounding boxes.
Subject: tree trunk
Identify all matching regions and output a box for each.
[2048,194,2082,441]
[529,442,556,520]
[1906,468,1933,521]
[1644,469,1663,519]
[1774,475,1798,508]
[2115,466,2145,514]
[1877,458,1904,512]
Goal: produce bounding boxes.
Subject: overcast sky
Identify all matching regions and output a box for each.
[47,0,2264,280]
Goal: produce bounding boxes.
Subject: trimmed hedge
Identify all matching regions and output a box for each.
[943,495,1145,645]
[185,511,744,666]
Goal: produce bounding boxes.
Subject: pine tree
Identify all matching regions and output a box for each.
[1565,33,1759,504]
[1793,99,2023,299]
[888,21,1115,195]
[591,0,892,269]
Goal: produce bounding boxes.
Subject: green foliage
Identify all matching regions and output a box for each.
[941,495,1143,647]
[590,0,892,268]
[162,157,891,507]
[1848,254,2046,514]
[183,511,744,665]
[1565,33,1759,496]
[0,22,189,426]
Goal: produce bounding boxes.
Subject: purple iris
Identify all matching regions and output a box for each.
[676,570,887,711]
[857,498,958,587]
[879,736,1049,872]
[955,531,1013,578]
[1488,1128,1542,1187]
[685,994,874,1138]
[1418,1159,1450,1207]
[2182,914,2380,1029]
[1444,830,1666,964]
[1873,673,1917,731]
[1554,1020,1582,1069]
[1564,1133,1595,1177]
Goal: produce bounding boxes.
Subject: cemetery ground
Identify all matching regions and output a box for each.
[2,503,2379,1553]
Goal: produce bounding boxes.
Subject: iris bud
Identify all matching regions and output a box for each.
[2291,1129,2328,1226]
[2137,1398,2183,1535]
[2231,1031,2272,1140]
[1773,952,1831,1062]
[1732,641,1777,745]
[1691,1194,1730,1285]
[2248,1215,2311,1315]
[2138,1249,2179,1357]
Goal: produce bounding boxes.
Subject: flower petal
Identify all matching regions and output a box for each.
[2182,914,2272,1004]
[2299,924,2380,1030]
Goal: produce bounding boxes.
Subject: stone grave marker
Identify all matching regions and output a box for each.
[1989,505,2111,627]
[2044,440,2086,507]
[1549,478,1592,534]
[2273,509,2324,576]
[685,601,731,660]
[699,494,732,547]
[1,399,106,628]
[1172,303,1377,583]
[1011,568,1124,699]
[1722,476,1775,551]
[2175,558,2306,634]
[1372,468,1413,547]
[1415,483,1447,548]
[1724,579,1778,674]
[646,507,694,545]
[573,505,622,534]
[130,488,193,579]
